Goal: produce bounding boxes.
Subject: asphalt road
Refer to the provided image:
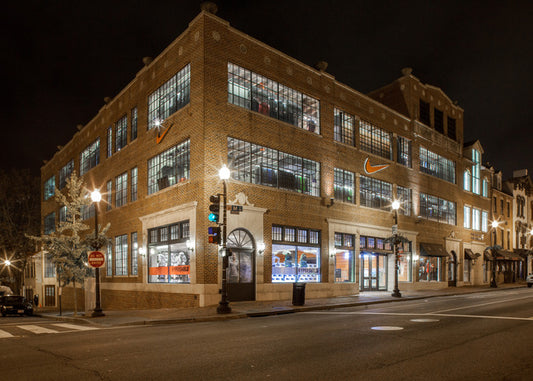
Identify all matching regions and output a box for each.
[2,288,533,381]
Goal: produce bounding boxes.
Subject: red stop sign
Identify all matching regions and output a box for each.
[88,251,105,268]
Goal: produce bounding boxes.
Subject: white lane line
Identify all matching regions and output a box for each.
[51,323,98,331]
[17,325,59,334]
[428,295,533,314]
[305,311,533,322]
[0,329,14,338]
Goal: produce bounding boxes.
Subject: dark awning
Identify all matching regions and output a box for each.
[464,249,481,260]
[484,252,493,261]
[420,243,449,257]
[494,250,522,261]
[514,249,533,258]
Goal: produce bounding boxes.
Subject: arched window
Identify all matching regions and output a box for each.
[463,170,471,192]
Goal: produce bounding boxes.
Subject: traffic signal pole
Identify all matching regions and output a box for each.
[217,179,231,314]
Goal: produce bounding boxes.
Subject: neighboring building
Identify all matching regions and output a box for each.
[39,6,496,310]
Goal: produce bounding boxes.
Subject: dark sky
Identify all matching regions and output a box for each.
[2,0,532,178]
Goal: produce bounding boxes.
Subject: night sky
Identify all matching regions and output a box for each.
[2,1,532,178]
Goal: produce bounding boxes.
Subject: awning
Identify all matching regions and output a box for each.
[420,243,449,257]
[494,250,522,261]
[464,249,481,260]
[484,252,493,261]
[514,249,533,258]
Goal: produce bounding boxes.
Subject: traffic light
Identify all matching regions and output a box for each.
[208,226,221,244]
[208,194,220,223]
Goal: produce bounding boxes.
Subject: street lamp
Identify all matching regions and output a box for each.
[90,190,105,317]
[488,220,501,288]
[217,165,231,314]
[391,200,401,298]
[4,260,11,267]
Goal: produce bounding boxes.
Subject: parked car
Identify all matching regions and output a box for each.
[0,295,33,316]
[527,274,533,288]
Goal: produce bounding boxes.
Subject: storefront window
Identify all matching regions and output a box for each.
[148,221,190,283]
[272,226,320,283]
[418,256,441,281]
[397,242,412,283]
[334,233,355,283]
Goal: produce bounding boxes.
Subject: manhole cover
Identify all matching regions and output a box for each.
[371,326,404,331]
[410,318,439,323]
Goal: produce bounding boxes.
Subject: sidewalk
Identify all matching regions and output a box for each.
[35,283,527,327]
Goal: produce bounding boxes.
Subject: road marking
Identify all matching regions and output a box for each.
[411,319,439,323]
[51,323,98,331]
[0,329,14,338]
[428,295,533,314]
[17,325,59,334]
[371,326,403,331]
[305,311,533,322]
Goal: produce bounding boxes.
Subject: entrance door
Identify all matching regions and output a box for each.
[44,285,55,306]
[227,228,256,302]
[360,253,387,291]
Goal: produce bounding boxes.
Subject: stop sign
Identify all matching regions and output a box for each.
[88,251,105,268]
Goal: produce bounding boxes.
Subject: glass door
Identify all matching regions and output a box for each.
[360,253,387,291]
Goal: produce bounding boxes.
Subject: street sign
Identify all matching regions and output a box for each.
[392,224,398,235]
[88,251,105,268]
[229,205,243,214]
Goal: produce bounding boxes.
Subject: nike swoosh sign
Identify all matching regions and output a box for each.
[156,123,173,144]
[364,158,390,174]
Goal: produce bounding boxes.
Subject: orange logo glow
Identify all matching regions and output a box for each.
[364,158,390,174]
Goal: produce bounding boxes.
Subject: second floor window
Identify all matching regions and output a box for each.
[359,175,392,210]
[333,168,354,203]
[396,185,412,216]
[80,138,100,176]
[420,193,456,225]
[147,139,190,195]
[464,205,471,229]
[397,136,412,168]
[44,176,55,201]
[115,115,128,152]
[131,167,138,202]
[419,146,455,184]
[59,160,74,190]
[115,172,128,207]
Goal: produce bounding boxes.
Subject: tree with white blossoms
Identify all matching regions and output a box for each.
[30,173,109,316]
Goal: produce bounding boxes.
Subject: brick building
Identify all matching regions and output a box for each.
[37,6,498,310]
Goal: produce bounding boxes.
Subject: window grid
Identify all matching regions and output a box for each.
[131,107,138,141]
[227,137,320,197]
[272,225,320,246]
[420,193,456,225]
[115,172,128,207]
[334,108,355,146]
[359,120,392,160]
[464,206,471,229]
[228,63,320,134]
[131,167,138,202]
[359,175,392,210]
[396,185,412,216]
[107,127,113,157]
[106,243,113,277]
[59,160,74,190]
[397,136,412,167]
[419,146,456,183]
[80,139,100,176]
[334,168,354,203]
[147,139,190,195]
[106,180,112,211]
[148,64,190,129]
[472,150,481,195]
[131,232,138,276]
[115,235,128,276]
[481,211,488,232]
[44,176,55,201]
[115,115,127,152]
[464,170,471,191]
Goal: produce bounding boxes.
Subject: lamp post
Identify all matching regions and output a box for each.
[90,190,105,317]
[391,200,402,298]
[217,165,231,314]
[490,220,500,288]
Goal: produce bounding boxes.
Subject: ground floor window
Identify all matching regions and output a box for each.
[418,256,442,281]
[463,259,472,282]
[148,221,190,283]
[483,260,489,283]
[272,225,320,283]
[334,233,355,282]
[398,253,412,282]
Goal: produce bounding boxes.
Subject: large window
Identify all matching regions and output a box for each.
[272,225,320,283]
[228,63,320,133]
[359,175,392,210]
[434,108,444,133]
[227,137,320,196]
[334,108,355,146]
[419,99,430,126]
[418,256,442,281]
[148,64,190,129]
[463,170,471,192]
[472,208,481,231]
[472,149,481,195]
[44,176,55,201]
[396,185,412,216]
[148,221,190,284]
[397,136,412,167]
[115,172,128,207]
[80,138,100,176]
[131,167,138,202]
[420,193,456,225]
[106,180,112,210]
[464,205,471,229]
[44,212,55,234]
[44,254,56,278]
[334,233,355,283]
[115,115,127,152]
[147,139,190,195]
[107,127,113,158]
[106,242,113,277]
[359,120,392,160]
[334,168,354,203]
[419,146,455,183]
[482,178,489,197]
[131,107,138,141]
[114,234,128,276]
[447,116,456,141]
[131,232,138,276]
[481,210,488,232]
[59,160,74,190]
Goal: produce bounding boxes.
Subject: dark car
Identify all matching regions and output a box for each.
[0,296,33,316]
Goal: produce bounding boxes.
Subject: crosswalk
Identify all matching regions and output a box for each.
[0,322,99,339]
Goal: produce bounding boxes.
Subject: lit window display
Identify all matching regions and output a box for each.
[418,256,442,281]
[397,241,412,282]
[334,233,355,283]
[271,225,320,283]
[148,221,190,283]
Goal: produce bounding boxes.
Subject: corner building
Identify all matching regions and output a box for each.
[40,9,492,310]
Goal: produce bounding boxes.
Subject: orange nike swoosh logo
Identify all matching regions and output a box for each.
[364,158,390,174]
[156,123,173,144]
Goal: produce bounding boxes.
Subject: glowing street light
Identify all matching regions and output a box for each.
[90,189,105,317]
[489,219,501,288]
